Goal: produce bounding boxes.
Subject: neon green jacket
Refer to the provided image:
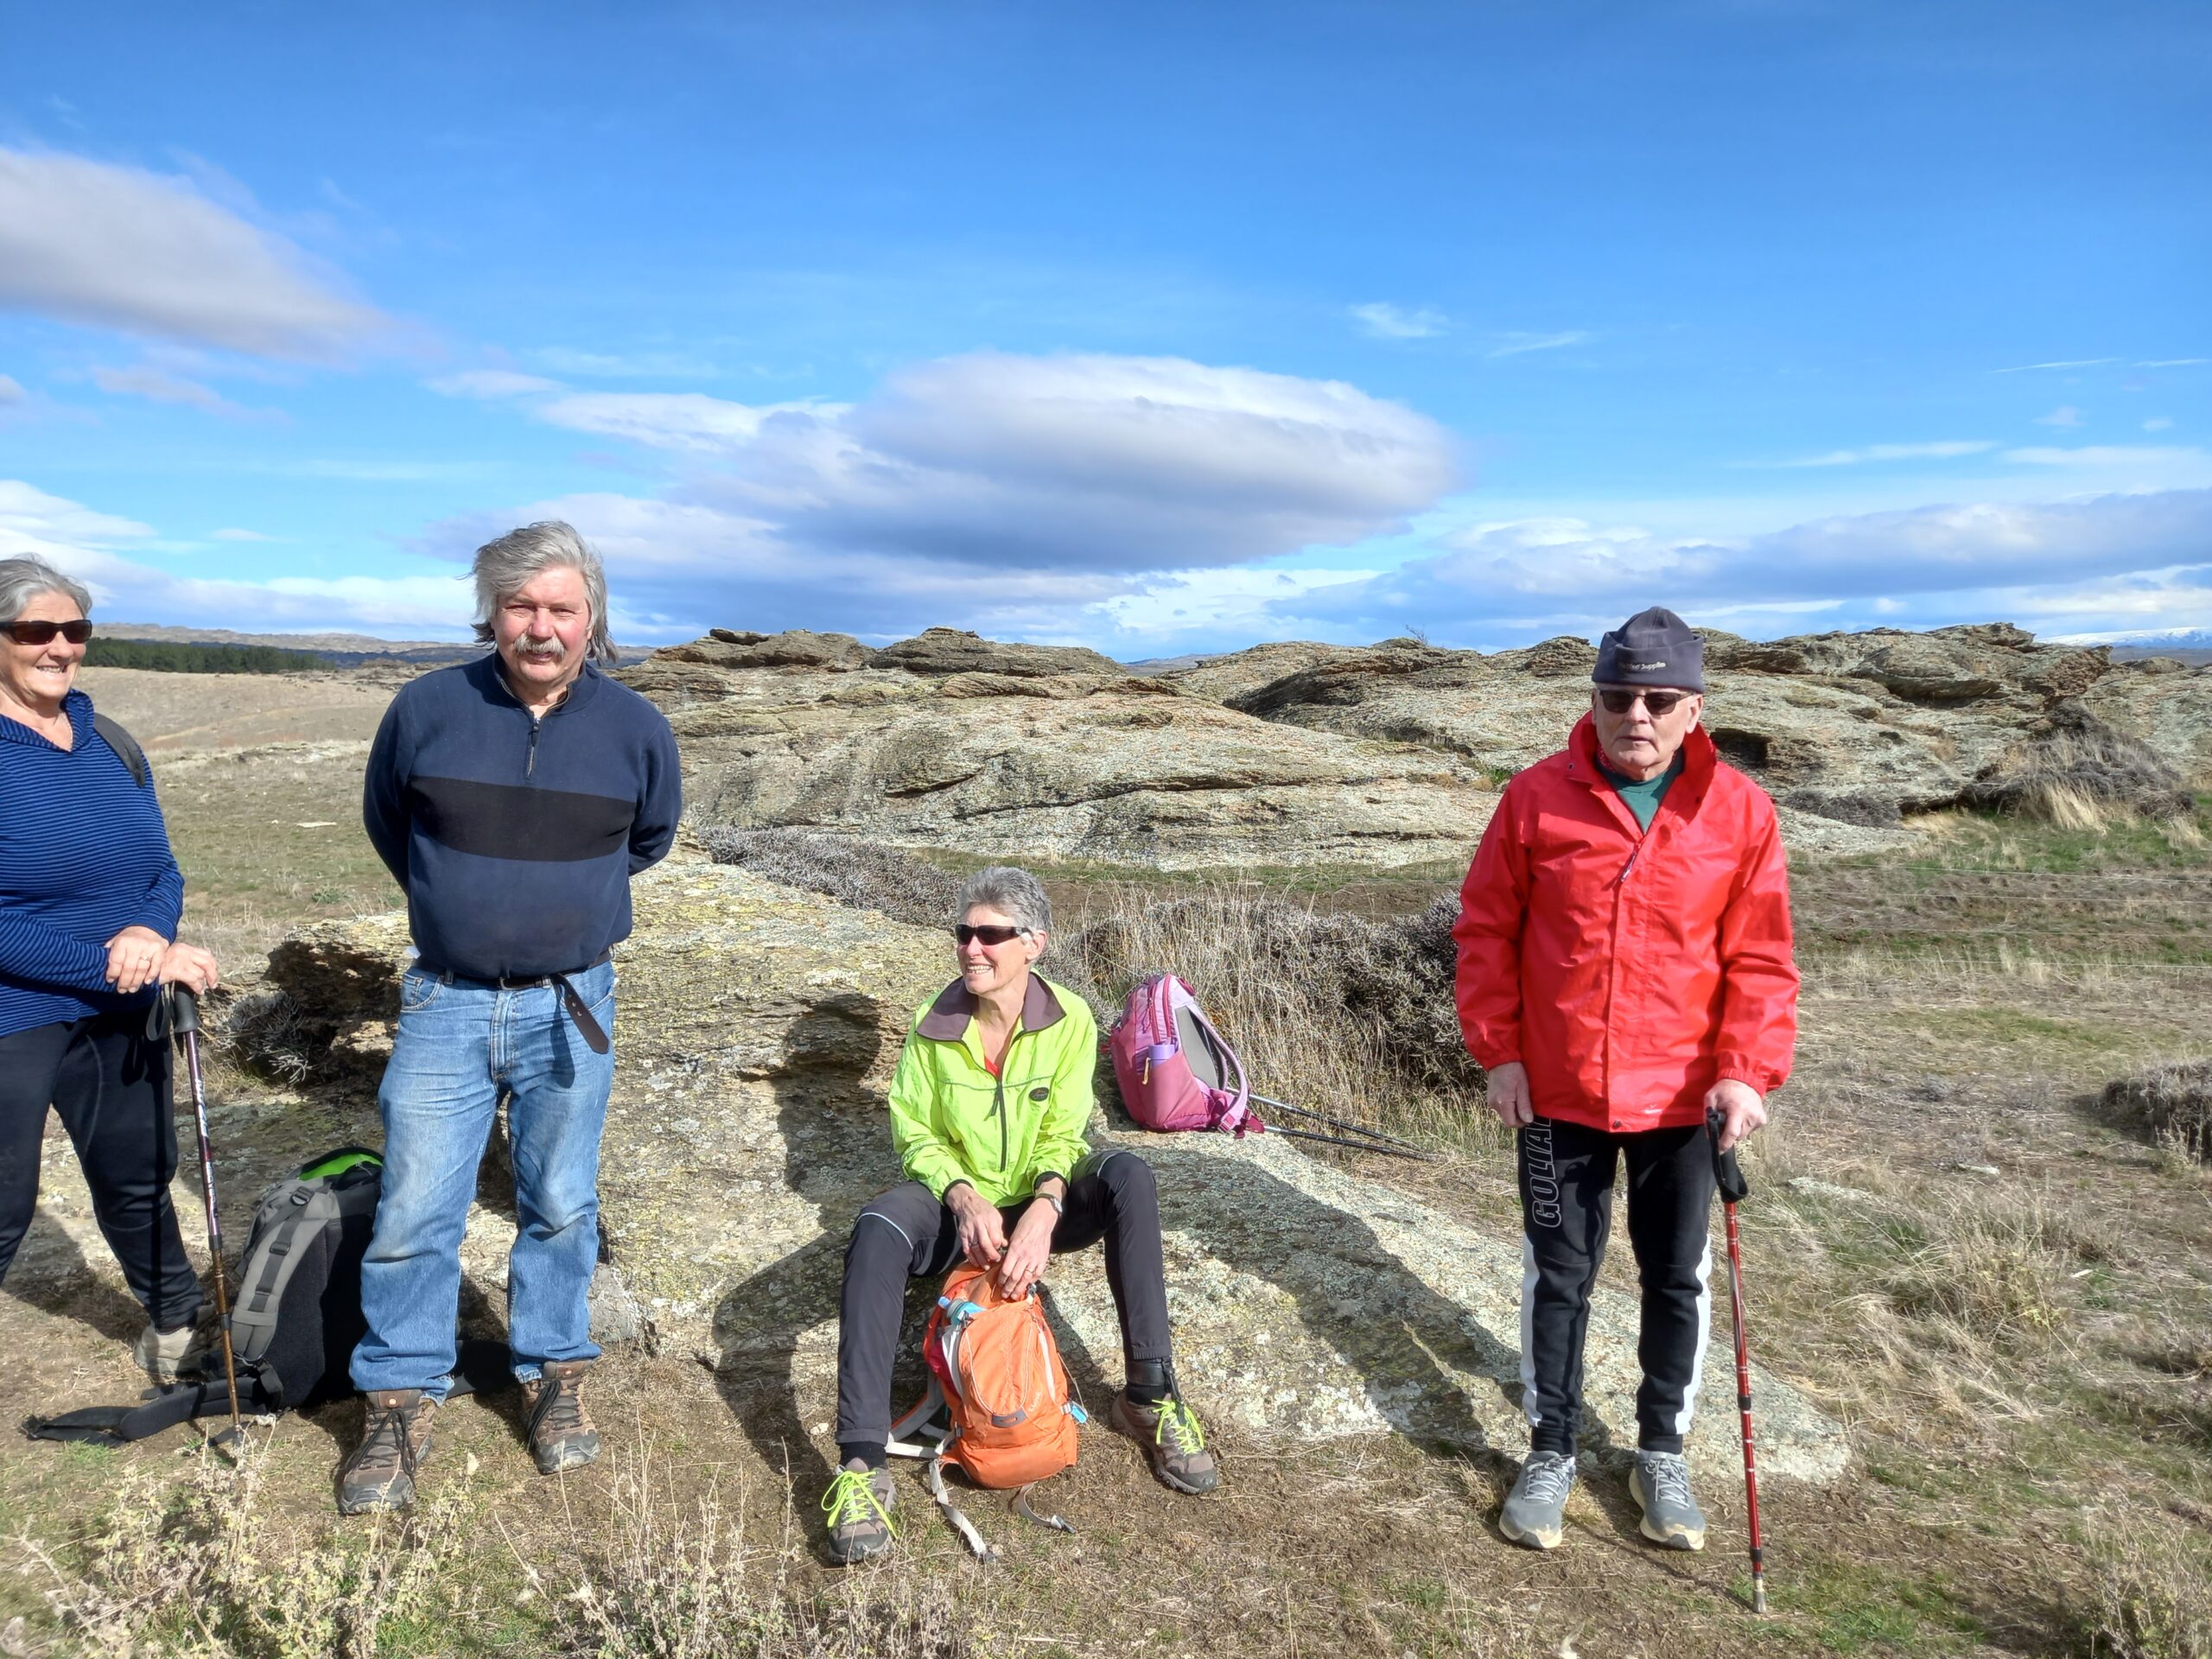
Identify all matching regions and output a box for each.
[887,974,1096,1208]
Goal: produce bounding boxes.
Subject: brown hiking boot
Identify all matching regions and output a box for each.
[1110,1390,1219,1494]
[337,1390,436,1514]
[522,1359,601,1474]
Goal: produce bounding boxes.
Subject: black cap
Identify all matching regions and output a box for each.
[1593,606,1704,692]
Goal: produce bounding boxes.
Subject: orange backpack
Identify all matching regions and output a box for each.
[922,1263,1085,1489]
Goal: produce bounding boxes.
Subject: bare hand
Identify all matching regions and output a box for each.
[997,1204,1056,1300]
[1707,1078,1767,1152]
[158,942,221,996]
[1485,1060,1534,1128]
[950,1187,1007,1269]
[104,925,169,995]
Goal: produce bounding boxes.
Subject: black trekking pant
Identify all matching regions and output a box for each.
[0,1010,204,1331]
[1518,1116,1715,1458]
[834,1148,1171,1459]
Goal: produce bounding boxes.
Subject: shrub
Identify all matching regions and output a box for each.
[1963,706,2195,823]
[2101,1060,2212,1166]
[2084,1513,2212,1659]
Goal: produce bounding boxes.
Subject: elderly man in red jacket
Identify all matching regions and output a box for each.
[1454,605,1797,1554]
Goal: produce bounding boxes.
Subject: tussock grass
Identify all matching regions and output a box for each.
[1071,882,1491,1154]
[2084,1514,2212,1659]
[696,830,963,933]
[1883,1200,2077,1349]
[1964,707,2196,823]
[2102,1059,2212,1166]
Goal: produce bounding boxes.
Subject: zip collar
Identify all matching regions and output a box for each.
[917,973,1067,1041]
[1563,712,1716,835]
[466,651,603,718]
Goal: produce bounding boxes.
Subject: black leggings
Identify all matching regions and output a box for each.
[0,1010,204,1331]
[834,1148,1171,1459]
[1518,1116,1716,1458]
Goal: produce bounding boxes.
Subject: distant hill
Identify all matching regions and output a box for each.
[97,623,657,667]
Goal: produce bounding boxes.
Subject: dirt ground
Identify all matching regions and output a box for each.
[3,673,2209,1658]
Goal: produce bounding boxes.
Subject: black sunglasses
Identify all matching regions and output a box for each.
[6,620,92,646]
[954,924,1029,946]
[1597,687,1693,717]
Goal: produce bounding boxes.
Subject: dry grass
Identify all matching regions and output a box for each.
[696,830,963,933]
[2103,1059,2212,1166]
[1963,706,2196,823]
[2084,1514,2212,1659]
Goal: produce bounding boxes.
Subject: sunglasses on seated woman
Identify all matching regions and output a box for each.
[1596,687,1693,716]
[5,620,93,646]
[954,923,1029,946]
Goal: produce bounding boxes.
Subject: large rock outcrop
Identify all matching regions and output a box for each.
[245,861,1848,1483]
[621,631,1500,871]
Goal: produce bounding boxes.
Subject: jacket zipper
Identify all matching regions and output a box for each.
[526,716,541,779]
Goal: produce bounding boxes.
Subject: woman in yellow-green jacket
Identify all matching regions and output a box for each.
[821,864,1218,1565]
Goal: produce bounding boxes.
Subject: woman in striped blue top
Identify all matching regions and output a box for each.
[0,556,222,1385]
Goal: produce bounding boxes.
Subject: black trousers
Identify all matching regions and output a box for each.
[0,1010,204,1331]
[834,1148,1171,1456]
[1518,1116,1715,1458]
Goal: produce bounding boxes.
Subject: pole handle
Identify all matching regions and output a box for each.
[1706,1105,1750,1203]
[168,984,202,1037]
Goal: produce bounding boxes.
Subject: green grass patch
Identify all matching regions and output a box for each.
[1767,1554,1991,1656]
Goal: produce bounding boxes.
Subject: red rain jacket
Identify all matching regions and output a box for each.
[1452,715,1798,1134]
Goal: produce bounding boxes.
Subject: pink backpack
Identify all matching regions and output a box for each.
[1109,974,1263,1135]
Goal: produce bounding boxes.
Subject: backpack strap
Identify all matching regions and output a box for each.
[24,1374,279,1445]
[92,713,151,789]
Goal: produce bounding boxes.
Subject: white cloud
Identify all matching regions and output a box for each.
[427,370,563,399]
[1351,302,1448,340]
[2144,417,2175,432]
[2035,405,2083,428]
[1488,330,1590,359]
[210,527,281,542]
[1774,440,1998,467]
[0,374,23,405]
[2002,444,2207,467]
[1994,358,2117,373]
[2138,358,2209,369]
[532,391,834,453]
[90,363,283,421]
[530,347,721,378]
[0,147,397,360]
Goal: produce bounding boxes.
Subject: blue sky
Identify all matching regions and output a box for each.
[2,2,2207,652]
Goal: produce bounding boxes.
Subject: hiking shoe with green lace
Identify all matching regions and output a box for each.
[337,1390,436,1515]
[522,1359,601,1475]
[823,1463,897,1566]
[1109,1391,1219,1494]
[1500,1451,1575,1549]
[1630,1450,1707,1550]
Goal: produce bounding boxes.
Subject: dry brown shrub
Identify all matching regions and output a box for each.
[697,830,964,931]
[1963,706,2195,823]
[1883,1197,2078,1349]
[2102,1060,2212,1166]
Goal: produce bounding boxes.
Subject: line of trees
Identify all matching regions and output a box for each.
[84,638,332,674]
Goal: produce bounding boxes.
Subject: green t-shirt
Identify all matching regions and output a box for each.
[1599,752,1684,832]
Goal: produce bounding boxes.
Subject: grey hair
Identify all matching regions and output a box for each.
[956,865,1052,941]
[469,520,619,664]
[0,556,93,625]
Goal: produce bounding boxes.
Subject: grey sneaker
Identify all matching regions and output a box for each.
[1630,1451,1707,1550]
[133,1321,204,1387]
[1500,1452,1576,1549]
[822,1463,896,1566]
[522,1359,602,1474]
[337,1390,436,1514]
[1109,1391,1220,1494]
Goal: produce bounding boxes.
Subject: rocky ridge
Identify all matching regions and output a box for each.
[620,620,2208,869]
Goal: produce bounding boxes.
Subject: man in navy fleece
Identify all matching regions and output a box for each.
[338,521,680,1515]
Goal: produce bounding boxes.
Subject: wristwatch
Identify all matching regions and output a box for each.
[1035,1189,1065,1217]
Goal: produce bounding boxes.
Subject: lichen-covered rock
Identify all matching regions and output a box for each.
[868,627,1124,678]
[621,644,1501,871]
[249,868,1847,1482]
[2071,663,2212,787]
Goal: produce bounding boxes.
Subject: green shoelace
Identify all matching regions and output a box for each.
[1154,1399,1207,1454]
[821,1468,895,1537]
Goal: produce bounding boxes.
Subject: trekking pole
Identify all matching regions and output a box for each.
[168,987,244,1446]
[1267,1124,1438,1162]
[1707,1106,1767,1615]
[1249,1095,1430,1153]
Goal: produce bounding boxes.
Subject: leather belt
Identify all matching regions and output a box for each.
[416,950,613,1056]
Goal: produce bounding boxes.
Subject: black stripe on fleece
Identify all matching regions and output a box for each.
[409,775,635,863]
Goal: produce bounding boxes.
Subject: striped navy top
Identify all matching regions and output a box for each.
[0,690,184,1038]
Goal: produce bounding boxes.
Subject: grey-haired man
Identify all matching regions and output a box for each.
[337,521,682,1513]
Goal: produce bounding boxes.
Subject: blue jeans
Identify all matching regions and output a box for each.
[351,958,615,1400]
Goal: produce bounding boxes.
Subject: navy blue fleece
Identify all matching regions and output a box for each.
[362,654,682,980]
[0,692,184,1039]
